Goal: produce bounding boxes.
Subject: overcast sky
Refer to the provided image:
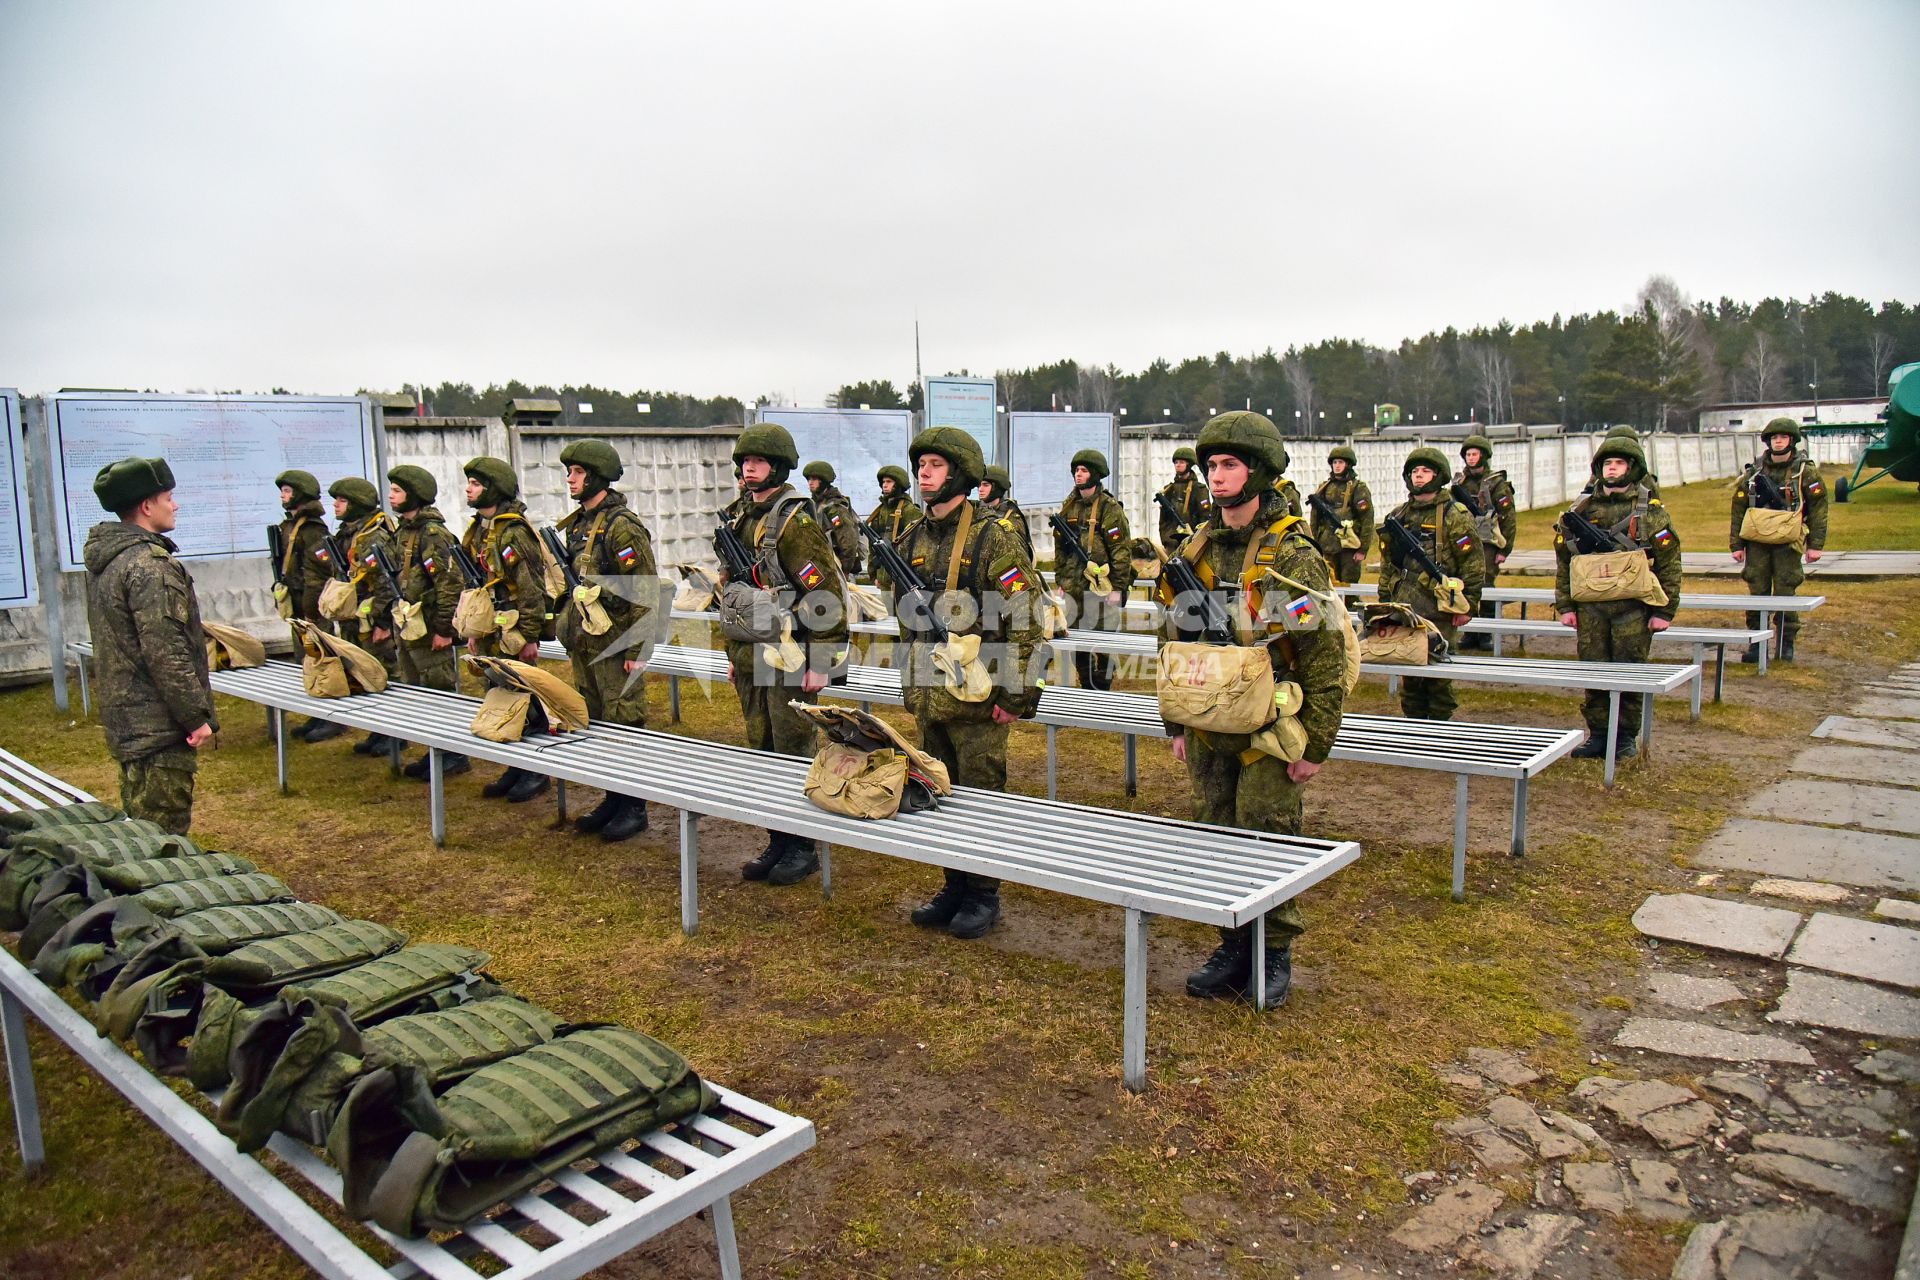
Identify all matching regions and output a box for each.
[3,1,1916,404]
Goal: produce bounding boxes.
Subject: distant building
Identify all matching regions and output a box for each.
[1698,396,1886,433]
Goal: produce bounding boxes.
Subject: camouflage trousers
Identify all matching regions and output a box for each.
[350,620,397,673]
[1575,600,1652,741]
[1401,613,1461,721]
[395,635,457,692]
[120,745,197,835]
[1184,729,1306,946]
[1069,591,1124,690]
[1742,545,1808,643]
[571,638,649,728]
[724,641,817,757]
[1323,549,1365,585]
[917,714,1009,895]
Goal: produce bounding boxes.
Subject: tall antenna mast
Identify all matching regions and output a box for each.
[914,311,923,386]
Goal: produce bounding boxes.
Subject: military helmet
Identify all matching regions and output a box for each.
[1197,411,1286,474]
[1603,424,1642,442]
[1402,445,1450,492]
[328,476,379,515]
[94,456,175,513]
[1763,415,1802,445]
[983,464,1013,493]
[732,423,799,469]
[1172,446,1198,466]
[274,469,320,502]
[909,427,985,502]
[559,439,623,483]
[463,456,518,503]
[1070,448,1110,482]
[387,464,437,506]
[1459,434,1494,462]
[877,464,911,492]
[1328,444,1357,466]
[802,460,836,484]
[1590,435,1648,484]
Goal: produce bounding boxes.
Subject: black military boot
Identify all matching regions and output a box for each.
[292,716,325,742]
[441,752,471,777]
[1740,644,1760,664]
[304,719,348,743]
[573,792,622,835]
[767,836,820,886]
[741,832,783,880]
[910,878,970,928]
[1248,943,1293,1009]
[947,888,1001,939]
[353,732,390,756]
[402,753,432,780]
[1185,931,1251,999]
[506,771,551,804]
[1615,736,1639,762]
[483,767,525,799]
[1570,735,1606,760]
[1779,634,1796,662]
[600,797,649,842]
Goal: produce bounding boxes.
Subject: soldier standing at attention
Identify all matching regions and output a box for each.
[1160,413,1345,1008]
[1731,416,1827,663]
[896,429,1042,939]
[83,457,218,834]
[555,440,659,842]
[386,465,469,780]
[462,456,554,805]
[1271,444,1305,520]
[1581,426,1663,499]
[273,469,343,742]
[1452,436,1516,651]
[1157,446,1209,556]
[1555,436,1682,760]
[1054,448,1133,691]
[1309,445,1374,585]
[803,461,864,580]
[866,465,922,587]
[722,424,850,886]
[977,464,1033,559]
[1378,446,1483,721]
[329,477,400,758]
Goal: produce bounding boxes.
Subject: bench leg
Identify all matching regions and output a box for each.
[680,810,700,937]
[1124,735,1137,797]
[76,655,91,717]
[388,734,404,778]
[819,840,832,901]
[1511,777,1528,859]
[2,986,46,1175]
[555,779,568,824]
[1123,907,1151,1093]
[1251,915,1267,1013]
[710,1193,742,1280]
[429,749,447,847]
[1452,773,1468,902]
[1757,621,1771,675]
[1640,693,1654,754]
[272,709,290,796]
[670,675,682,723]
[1046,726,1059,801]
[1603,692,1620,788]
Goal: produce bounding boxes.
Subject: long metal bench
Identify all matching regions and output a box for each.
[0,746,814,1280]
[202,662,1361,1090]
[1457,617,1769,702]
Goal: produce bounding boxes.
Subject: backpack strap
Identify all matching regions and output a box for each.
[281,516,312,578]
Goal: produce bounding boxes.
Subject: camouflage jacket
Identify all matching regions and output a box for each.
[1730,450,1828,552]
[557,488,657,641]
[1309,474,1375,558]
[894,498,1043,724]
[722,484,850,668]
[1157,474,1208,547]
[1159,493,1346,763]
[1272,477,1304,520]
[1554,484,1682,621]
[276,499,329,623]
[980,495,1034,560]
[866,494,922,543]
[1453,464,1518,554]
[462,500,549,651]
[811,484,863,576]
[1055,485,1134,597]
[394,506,462,639]
[1378,493,1485,621]
[83,521,218,762]
[338,511,398,633]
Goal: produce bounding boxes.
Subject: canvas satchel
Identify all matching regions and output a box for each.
[295,621,389,697]
[793,703,951,819]
[1570,549,1670,607]
[1739,506,1803,549]
[1157,640,1279,735]
[204,621,267,671]
[1358,603,1444,666]
[452,587,500,639]
[317,578,360,622]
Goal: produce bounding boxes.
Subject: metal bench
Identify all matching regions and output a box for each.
[202,662,1362,1090]
[1456,617,1769,702]
[0,746,814,1280]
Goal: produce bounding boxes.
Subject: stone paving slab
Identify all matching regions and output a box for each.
[1631,893,1802,959]
[1694,819,1920,893]
[1749,876,1854,905]
[1875,898,1920,923]
[1788,742,1920,784]
[1742,778,1920,835]
[1769,969,1920,1038]
[1812,715,1920,751]
[1647,972,1745,1010]
[1851,696,1920,720]
[1613,1016,1816,1065]
[1786,913,1920,989]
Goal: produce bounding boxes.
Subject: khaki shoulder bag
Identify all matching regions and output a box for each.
[1358,602,1445,665]
[465,655,590,743]
[1156,520,1302,736]
[294,621,389,698]
[794,703,952,819]
[204,621,267,671]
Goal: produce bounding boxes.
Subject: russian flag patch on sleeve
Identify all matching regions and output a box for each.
[1654,528,1674,545]
[615,545,638,566]
[1455,533,1474,550]
[1285,595,1315,625]
[501,544,518,565]
[798,561,823,588]
[998,565,1029,593]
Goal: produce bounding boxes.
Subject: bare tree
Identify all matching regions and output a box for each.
[1464,342,1514,424]
[1636,274,1715,429]
[1074,362,1119,414]
[1281,355,1315,434]
[996,369,1029,413]
[1870,331,1900,395]
[1737,330,1785,402]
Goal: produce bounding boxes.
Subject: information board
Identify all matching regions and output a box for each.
[49,394,377,572]
[922,376,999,466]
[753,406,915,514]
[0,391,36,608]
[1006,411,1118,510]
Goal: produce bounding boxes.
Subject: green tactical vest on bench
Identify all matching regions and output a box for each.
[134,873,293,919]
[0,822,194,929]
[0,800,123,842]
[16,852,263,962]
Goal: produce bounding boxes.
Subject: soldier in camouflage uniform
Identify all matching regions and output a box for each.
[1378,446,1484,721]
[462,456,555,805]
[82,457,219,834]
[1271,454,1305,521]
[802,460,863,579]
[1580,426,1662,500]
[722,424,850,886]
[1309,445,1374,585]
[1159,413,1346,1008]
[866,465,922,591]
[273,469,344,742]
[386,465,469,780]
[1555,436,1682,760]
[1731,416,1828,663]
[1452,436,1517,651]
[556,440,662,842]
[1156,446,1209,556]
[1055,448,1133,691]
[896,429,1043,938]
[977,464,1033,560]
[329,477,400,757]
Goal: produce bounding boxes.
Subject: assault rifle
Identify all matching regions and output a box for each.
[320,533,352,581]
[1382,515,1451,588]
[1047,512,1094,569]
[1560,507,1636,555]
[539,527,583,598]
[1306,491,1346,528]
[857,522,948,641]
[1749,468,1791,510]
[1153,491,1194,539]
[265,525,289,589]
[447,542,488,591]
[368,543,406,604]
[715,520,761,587]
[1160,555,1236,646]
[1448,484,1485,517]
